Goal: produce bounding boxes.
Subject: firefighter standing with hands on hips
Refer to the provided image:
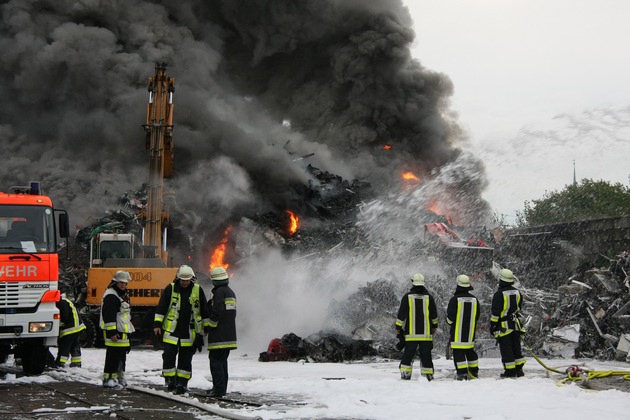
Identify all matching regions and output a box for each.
[446,274,480,380]
[205,266,237,397]
[490,268,526,378]
[395,273,438,382]
[100,270,134,389]
[154,265,211,395]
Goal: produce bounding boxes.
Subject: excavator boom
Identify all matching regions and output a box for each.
[143,63,175,264]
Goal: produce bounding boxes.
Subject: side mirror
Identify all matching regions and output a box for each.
[58,211,70,238]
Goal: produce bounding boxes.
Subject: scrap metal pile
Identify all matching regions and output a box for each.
[516,251,630,362]
[57,164,630,364]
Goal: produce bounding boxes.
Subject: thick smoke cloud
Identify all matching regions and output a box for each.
[0,0,490,245]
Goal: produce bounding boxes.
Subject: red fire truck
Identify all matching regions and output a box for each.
[0,182,69,375]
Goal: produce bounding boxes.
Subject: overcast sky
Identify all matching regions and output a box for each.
[405,0,630,222]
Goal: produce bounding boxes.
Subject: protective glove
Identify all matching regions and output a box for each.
[395,332,405,351]
[194,334,204,353]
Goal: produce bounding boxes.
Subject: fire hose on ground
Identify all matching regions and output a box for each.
[521,337,630,384]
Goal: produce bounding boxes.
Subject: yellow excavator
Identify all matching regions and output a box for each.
[80,63,178,347]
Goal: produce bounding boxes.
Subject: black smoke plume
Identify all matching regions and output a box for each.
[0,0,491,266]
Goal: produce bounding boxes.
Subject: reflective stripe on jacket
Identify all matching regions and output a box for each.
[490,284,523,337]
[395,286,438,342]
[446,290,479,349]
[58,297,86,338]
[207,282,237,350]
[100,287,133,347]
[155,283,207,347]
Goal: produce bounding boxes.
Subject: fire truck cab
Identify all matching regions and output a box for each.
[0,182,69,375]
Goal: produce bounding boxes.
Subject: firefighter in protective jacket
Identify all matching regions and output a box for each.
[205,266,237,397]
[490,268,526,378]
[395,273,438,381]
[100,270,134,388]
[154,265,210,394]
[54,295,86,368]
[446,275,480,380]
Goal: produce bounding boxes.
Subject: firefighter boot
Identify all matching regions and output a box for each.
[516,366,525,378]
[174,379,189,395]
[425,374,434,382]
[500,370,517,379]
[103,375,122,389]
[118,372,128,388]
[456,373,468,381]
[165,376,176,392]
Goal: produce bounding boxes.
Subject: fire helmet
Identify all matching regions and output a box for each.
[113,270,131,283]
[176,265,195,281]
[210,267,229,281]
[499,268,514,283]
[411,273,425,286]
[456,275,471,288]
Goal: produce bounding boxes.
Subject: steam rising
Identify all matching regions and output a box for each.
[1,0,492,350]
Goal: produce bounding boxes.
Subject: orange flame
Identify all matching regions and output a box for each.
[287,210,299,234]
[402,171,421,182]
[210,225,232,271]
[383,144,392,150]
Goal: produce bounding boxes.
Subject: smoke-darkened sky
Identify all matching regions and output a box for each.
[0,0,491,242]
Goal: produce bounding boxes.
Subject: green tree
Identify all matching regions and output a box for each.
[515,179,630,227]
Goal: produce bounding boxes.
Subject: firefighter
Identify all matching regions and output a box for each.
[205,266,237,397]
[153,265,210,395]
[490,268,526,378]
[446,275,480,380]
[100,270,134,388]
[54,291,86,368]
[395,273,438,381]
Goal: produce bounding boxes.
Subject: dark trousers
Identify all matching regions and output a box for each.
[498,331,524,373]
[56,333,80,364]
[70,341,82,364]
[163,342,195,383]
[209,348,231,393]
[452,347,479,376]
[401,341,434,374]
[104,346,127,378]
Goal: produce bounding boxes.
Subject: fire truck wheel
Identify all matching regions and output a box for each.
[79,314,97,348]
[19,343,47,375]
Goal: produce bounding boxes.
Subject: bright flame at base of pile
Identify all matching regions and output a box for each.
[210,225,232,271]
[287,210,299,235]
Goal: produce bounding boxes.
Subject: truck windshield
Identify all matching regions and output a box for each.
[0,205,56,253]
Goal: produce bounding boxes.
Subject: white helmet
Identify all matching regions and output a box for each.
[210,267,229,281]
[410,273,425,286]
[456,274,471,288]
[498,268,514,283]
[113,270,131,283]
[176,265,195,281]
